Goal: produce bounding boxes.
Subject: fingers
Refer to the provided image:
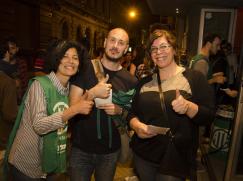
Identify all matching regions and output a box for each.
[97,103,115,115]
[136,124,157,138]
[79,100,94,114]
[80,91,88,100]
[97,104,123,116]
[92,80,112,99]
[172,89,188,114]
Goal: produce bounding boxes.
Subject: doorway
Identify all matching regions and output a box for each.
[197,8,237,53]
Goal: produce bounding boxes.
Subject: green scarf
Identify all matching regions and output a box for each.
[96,89,136,148]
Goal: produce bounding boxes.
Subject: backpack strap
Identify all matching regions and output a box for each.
[91,59,105,82]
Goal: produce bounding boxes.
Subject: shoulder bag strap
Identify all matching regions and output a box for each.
[156,71,174,138]
[91,59,105,82]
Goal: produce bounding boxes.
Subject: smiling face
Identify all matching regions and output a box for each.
[103,28,129,62]
[150,36,175,69]
[56,47,79,78]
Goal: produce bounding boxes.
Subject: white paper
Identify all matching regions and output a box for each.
[220,88,230,91]
[94,89,112,107]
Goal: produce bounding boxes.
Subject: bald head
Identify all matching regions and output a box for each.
[103,28,129,62]
[107,28,129,44]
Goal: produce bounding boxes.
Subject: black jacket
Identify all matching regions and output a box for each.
[128,68,215,179]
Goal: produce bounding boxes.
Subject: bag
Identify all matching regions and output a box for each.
[156,71,194,179]
[160,139,190,177]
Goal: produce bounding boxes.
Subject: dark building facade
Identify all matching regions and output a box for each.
[0,0,111,54]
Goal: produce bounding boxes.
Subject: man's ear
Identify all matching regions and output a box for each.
[124,45,129,55]
[104,38,107,48]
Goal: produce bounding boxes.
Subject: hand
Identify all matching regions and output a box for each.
[171,89,189,114]
[224,89,238,98]
[90,74,112,99]
[136,64,145,77]
[97,103,122,115]
[76,92,94,114]
[130,118,157,139]
[137,64,145,70]
[214,75,227,84]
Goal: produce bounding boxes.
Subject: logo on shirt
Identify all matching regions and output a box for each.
[53,102,68,113]
[53,102,69,135]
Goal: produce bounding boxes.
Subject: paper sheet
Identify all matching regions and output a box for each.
[147,125,170,135]
[94,89,112,107]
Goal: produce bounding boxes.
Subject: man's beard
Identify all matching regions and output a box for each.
[104,51,122,63]
[105,48,122,63]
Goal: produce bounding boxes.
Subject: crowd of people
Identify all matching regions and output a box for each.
[0,23,240,181]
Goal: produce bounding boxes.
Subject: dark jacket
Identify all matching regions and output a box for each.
[128,68,215,179]
[0,71,18,149]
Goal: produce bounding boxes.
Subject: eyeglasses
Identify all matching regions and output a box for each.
[150,44,172,54]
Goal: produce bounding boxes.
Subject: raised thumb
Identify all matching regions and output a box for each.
[101,74,109,83]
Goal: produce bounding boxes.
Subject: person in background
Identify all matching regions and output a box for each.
[190,33,226,143]
[210,41,238,108]
[121,49,137,76]
[0,39,18,78]
[3,37,29,103]
[33,49,47,76]
[69,28,137,181]
[190,33,226,86]
[5,40,95,180]
[132,44,156,80]
[149,23,170,34]
[121,51,131,69]
[128,29,215,181]
[33,37,66,77]
[221,41,238,86]
[93,47,104,60]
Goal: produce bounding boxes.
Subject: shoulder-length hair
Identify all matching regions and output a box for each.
[45,40,87,73]
[145,29,177,64]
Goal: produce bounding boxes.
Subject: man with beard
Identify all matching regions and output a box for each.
[190,34,226,172]
[190,33,226,85]
[0,42,18,149]
[0,37,28,103]
[69,28,137,181]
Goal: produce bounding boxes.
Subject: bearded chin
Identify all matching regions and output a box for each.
[104,52,122,62]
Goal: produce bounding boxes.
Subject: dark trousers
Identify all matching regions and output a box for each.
[10,164,44,181]
[10,164,66,181]
[133,154,185,181]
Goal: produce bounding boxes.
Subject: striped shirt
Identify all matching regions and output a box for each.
[9,72,69,178]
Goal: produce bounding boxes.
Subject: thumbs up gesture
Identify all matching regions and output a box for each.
[76,91,94,114]
[89,74,112,99]
[171,89,189,114]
